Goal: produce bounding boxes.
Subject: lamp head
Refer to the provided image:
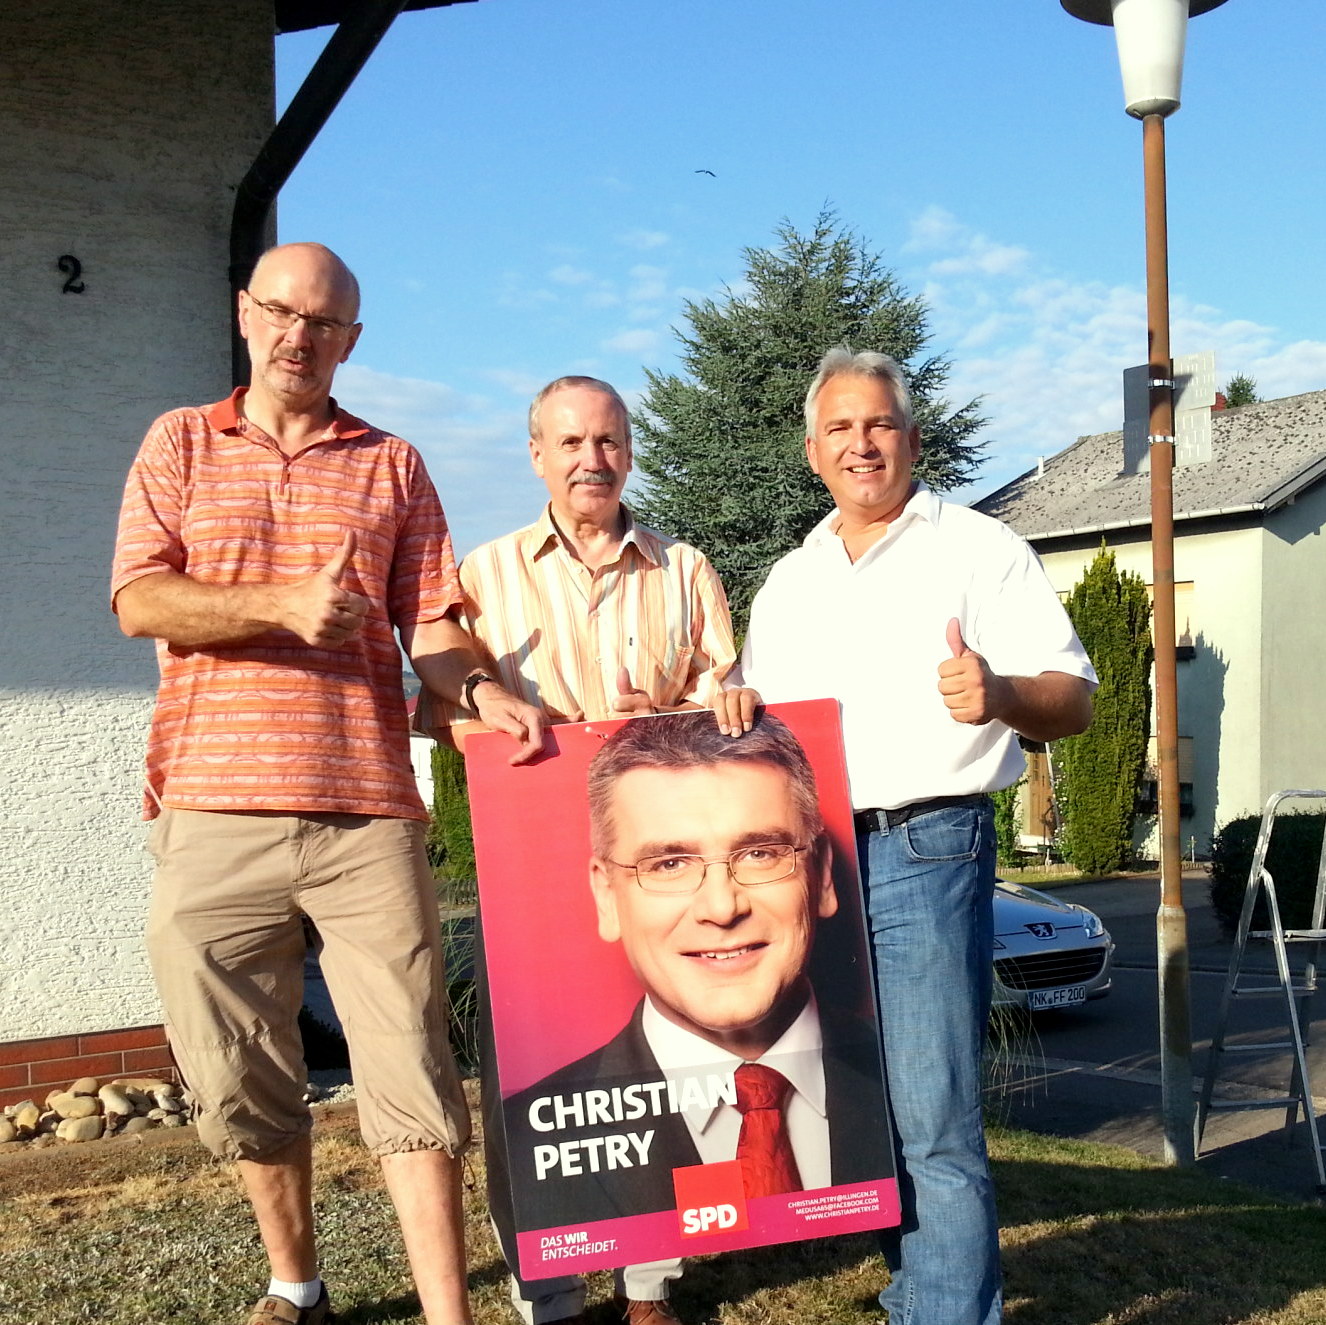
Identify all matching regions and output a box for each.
[1061,0,1231,118]
[1060,0,1228,21]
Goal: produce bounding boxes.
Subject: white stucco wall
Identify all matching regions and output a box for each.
[1039,520,1265,856]
[1259,486,1326,806]
[0,1,273,1041]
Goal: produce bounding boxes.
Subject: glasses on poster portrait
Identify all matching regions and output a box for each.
[245,295,358,340]
[606,842,813,895]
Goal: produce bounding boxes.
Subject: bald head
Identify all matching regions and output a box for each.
[249,243,361,323]
[239,243,363,412]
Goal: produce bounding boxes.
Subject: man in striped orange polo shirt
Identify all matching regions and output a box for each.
[420,376,736,1325]
[112,242,544,1325]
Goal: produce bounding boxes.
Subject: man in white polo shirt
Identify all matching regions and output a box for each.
[718,347,1095,1325]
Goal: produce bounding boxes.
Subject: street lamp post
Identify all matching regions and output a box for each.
[1059,0,1229,1167]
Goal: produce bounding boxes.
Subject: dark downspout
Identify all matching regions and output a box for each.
[229,0,411,387]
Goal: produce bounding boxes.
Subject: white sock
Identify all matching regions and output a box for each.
[267,1278,322,1309]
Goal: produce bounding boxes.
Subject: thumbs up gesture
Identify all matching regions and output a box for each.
[937,617,1009,726]
[282,532,371,646]
[611,665,657,716]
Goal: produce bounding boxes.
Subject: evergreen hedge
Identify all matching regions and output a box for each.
[1208,810,1326,934]
[1056,545,1152,876]
[993,780,1022,868]
[427,742,480,1069]
[428,742,476,892]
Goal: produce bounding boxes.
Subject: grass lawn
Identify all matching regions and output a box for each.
[2,1091,1324,1325]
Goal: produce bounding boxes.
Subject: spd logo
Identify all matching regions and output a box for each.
[672,1159,749,1239]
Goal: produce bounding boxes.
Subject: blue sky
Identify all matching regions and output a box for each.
[275,0,1325,557]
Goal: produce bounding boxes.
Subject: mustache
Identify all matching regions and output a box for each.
[572,471,615,486]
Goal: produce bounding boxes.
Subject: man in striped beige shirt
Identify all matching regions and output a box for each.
[113,242,545,1325]
[419,376,736,1325]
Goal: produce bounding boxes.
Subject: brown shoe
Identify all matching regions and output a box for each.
[614,1297,682,1325]
[244,1285,333,1325]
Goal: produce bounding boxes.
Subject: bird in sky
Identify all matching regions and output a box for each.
[695,169,716,177]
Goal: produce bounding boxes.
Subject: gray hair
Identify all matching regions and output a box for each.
[587,710,826,861]
[803,347,915,436]
[528,376,631,442]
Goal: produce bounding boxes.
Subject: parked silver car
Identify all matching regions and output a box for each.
[991,880,1113,1012]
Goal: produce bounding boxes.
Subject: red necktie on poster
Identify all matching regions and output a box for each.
[734,1063,803,1198]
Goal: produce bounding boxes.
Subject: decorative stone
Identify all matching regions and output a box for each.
[46,1089,70,1110]
[0,1117,16,1143]
[161,1114,186,1128]
[52,1094,99,1121]
[113,1078,170,1095]
[121,1116,156,1134]
[12,1102,40,1134]
[69,1076,101,1097]
[37,1111,61,1135]
[56,1114,104,1143]
[152,1090,182,1114]
[98,1085,135,1119]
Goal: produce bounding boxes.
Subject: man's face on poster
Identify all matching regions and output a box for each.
[589,760,836,1059]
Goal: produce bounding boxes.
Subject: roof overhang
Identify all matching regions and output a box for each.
[276,0,476,35]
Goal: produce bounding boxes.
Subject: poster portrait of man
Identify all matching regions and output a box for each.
[466,700,898,1280]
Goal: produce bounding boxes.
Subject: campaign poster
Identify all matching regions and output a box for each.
[466,698,899,1280]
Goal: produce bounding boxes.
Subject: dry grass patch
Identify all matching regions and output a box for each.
[2,1100,1325,1325]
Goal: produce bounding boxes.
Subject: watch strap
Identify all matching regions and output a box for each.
[461,669,499,716]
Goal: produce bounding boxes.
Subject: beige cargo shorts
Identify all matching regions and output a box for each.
[145,808,471,1162]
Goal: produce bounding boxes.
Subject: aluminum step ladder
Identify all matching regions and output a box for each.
[1196,789,1326,1192]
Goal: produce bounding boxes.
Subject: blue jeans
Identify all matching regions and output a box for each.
[858,800,1002,1325]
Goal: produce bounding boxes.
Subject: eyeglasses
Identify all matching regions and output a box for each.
[606,842,810,895]
[246,295,357,340]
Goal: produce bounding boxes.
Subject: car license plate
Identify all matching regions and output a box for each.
[1029,985,1087,1011]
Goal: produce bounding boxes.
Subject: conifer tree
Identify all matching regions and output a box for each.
[632,210,987,626]
[1056,545,1153,875]
[1223,373,1260,408]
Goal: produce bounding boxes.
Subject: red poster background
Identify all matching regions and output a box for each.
[465,698,899,1277]
[467,698,869,1093]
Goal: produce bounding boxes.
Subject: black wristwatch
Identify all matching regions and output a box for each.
[461,669,499,716]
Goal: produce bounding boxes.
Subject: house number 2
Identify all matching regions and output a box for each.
[58,255,85,294]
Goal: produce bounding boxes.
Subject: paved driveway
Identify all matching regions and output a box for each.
[994,872,1326,1200]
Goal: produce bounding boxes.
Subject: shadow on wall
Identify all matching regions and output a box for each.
[1183,630,1227,856]
[1132,630,1226,860]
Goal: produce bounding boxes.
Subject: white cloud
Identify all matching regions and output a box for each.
[618,228,670,250]
[497,271,557,309]
[902,209,1326,506]
[481,367,545,398]
[627,264,669,304]
[334,363,541,556]
[931,237,1030,278]
[906,205,1030,278]
[1252,341,1326,399]
[601,328,663,356]
[549,263,594,286]
[904,205,960,251]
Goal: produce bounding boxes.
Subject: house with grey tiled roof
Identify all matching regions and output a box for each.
[976,388,1326,855]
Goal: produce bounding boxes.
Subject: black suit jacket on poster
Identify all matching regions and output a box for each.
[501,999,894,1233]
